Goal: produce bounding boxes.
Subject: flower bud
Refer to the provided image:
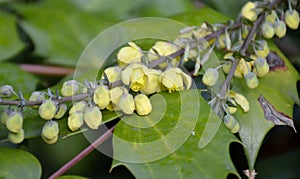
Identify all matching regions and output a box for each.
[67,112,84,131]
[61,80,80,97]
[1,109,12,125]
[223,114,240,134]
[255,40,270,58]
[83,106,102,129]
[140,69,162,95]
[229,91,250,112]
[39,100,57,120]
[134,94,152,116]
[225,100,237,114]
[148,41,179,69]
[54,103,67,119]
[241,2,258,21]
[102,66,122,83]
[117,42,143,66]
[117,93,135,115]
[93,86,110,109]
[42,120,59,140]
[6,111,23,133]
[8,129,25,144]
[161,67,191,92]
[266,10,277,23]
[122,63,149,92]
[69,101,87,114]
[244,72,259,89]
[285,9,299,30]
[29,91,45,109]
[261,21,275,39]
[42,134,58,144]
[0,85,13,98]
[222,63,231,74]
[254,58,269,77]
[202,68,219,86]
[235,59,251,78]
[274,20,287,38]
[110,86,127,105]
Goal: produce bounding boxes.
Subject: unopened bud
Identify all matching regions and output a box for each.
[261,21,275,39]
[134,94,152,116]
[8,129,25,144]
[42,134,58,144]
[244,72,259,89]
[83,106,102,130]
[42,120,59,140]
[285,9,300,30]
[223,114,240,134]
[274,20,287,38]
[29,92,45,109]
[254,58,269,77]
[39,100,57,120]
[241,2,258,21]
[6,111,23,133]
[54,103,67,119]
[255,40,270,58]
[202,68,219,86]
[61,80,80,97]
[1,109,12,125]
[69,101,87,114]
[67,112,84,131]
[0,85,13,98]
[117,93,135,115]
[266,10,277,23]
[93,86,110,109]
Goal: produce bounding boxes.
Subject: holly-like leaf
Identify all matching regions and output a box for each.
[0,11,25,61]
[232,44,299,170]
[112,90,239,178]
[0,146,41,179]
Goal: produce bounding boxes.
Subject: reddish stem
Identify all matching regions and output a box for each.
[20,64,74,76]
[48,125,116,179]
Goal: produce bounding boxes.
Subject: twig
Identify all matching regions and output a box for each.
[20,64,74,76]
[212,0,283,117]
[48,125,116,179]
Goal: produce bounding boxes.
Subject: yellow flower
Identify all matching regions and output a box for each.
[229,91,250,112]
[266,10,277,23]
[102,66,122,83]
[241,2,258,21]
[160,67,191,92]
[54,103,67,119]
[140,69,162,95]
[84,106,102,129]
[202,68,219,86]
[6,112,23,133]
[68,112,84,131]
[121,63,149,92]
[134,94,152,116]
[285,9,300,30]
[42,121,59,140]
[69,101,87,114]
[255,40,270,58]
[93,85,110,109]
[117,93,135,115]
[274,20,287,38]
[261,21,275,39]
[117,42,143,66]
[61,80,80,97]
[107,86,128,111]
[148,41,179,69]
[235,59,251,78]
[8,129,24,144]
[253,58,269,77]
[38,100,57,120]
[244,72,259,89]
[223,114,240,134]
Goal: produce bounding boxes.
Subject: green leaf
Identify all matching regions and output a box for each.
[0,63,39,95]
[13,0,115,66]
[232,43,299,170]
[0,11,25,61]
[112,90,239,178]
[0,147,41,179]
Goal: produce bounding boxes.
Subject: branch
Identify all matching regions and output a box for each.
[48,125,116,179]
[213,0,283,117]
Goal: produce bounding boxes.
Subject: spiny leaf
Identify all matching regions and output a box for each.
[112,90,239,178]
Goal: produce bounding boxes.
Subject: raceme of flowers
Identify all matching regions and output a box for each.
[0,0,299,144]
